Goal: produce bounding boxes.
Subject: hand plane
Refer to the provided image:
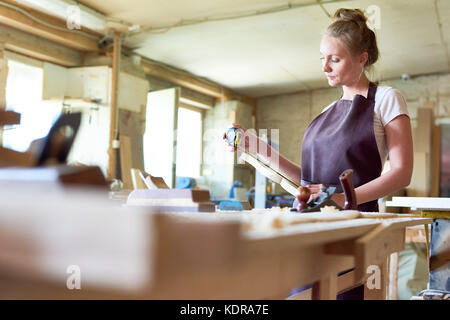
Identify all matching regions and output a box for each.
[292,169,358,212]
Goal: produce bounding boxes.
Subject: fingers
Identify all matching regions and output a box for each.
[306,184,325,192]
[305,184,326,203]
[232,123,246,131]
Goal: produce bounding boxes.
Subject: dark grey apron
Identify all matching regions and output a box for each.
[290,82,383,299]
[300,82,382,212]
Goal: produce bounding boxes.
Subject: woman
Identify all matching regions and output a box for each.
[226,8,413,214]
[225,8,413,299]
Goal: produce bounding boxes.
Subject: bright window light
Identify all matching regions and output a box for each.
[144,90,203,187]
[176,107,202,178]
[143,89,178,187]
[3,60,61,152]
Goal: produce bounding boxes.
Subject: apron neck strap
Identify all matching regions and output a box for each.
[367,82,377,101]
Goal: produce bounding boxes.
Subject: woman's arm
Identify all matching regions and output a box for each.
[331,114,413,207]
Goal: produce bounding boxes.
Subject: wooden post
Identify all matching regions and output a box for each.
[430,125,441,197]
[0,42,7,147]
[108,32,121,180]
[388,253,398,300]
[312,274,338,300]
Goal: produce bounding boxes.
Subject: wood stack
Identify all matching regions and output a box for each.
[409,102,440,197]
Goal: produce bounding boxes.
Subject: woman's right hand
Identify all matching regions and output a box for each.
[223,124,247,152]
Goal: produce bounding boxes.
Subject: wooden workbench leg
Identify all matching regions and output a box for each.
[364,260,388,300]
[312,274,338,300]
[388,253,398,300]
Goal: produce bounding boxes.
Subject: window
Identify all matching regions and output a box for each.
[175,106,202,178]
[143,88,203,187]
[3,59,61,152]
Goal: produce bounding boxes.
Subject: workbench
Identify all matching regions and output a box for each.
[0,186,432,300]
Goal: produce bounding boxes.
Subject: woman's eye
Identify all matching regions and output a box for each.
[332,59,339,63]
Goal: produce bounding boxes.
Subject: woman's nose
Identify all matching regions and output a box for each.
[322,61,331,73]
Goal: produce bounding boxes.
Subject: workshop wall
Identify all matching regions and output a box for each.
[257,72,450,163]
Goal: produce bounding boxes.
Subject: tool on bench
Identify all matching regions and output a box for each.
[224,126,358,213]
[293,169,357,212]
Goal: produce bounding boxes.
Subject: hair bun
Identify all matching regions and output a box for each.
[334,8,367,24]
[326,8,379,68]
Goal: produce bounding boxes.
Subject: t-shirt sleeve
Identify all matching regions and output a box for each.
[378,88,409,126]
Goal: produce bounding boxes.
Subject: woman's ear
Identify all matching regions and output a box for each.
[360,52,369,67]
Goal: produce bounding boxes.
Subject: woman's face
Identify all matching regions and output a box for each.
[320,35,367,87]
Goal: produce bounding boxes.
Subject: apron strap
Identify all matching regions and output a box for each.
[367,82,377,101]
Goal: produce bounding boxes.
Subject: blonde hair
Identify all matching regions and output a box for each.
[325,8,379,69]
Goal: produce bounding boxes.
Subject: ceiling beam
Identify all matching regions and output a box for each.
[140,58,256,107]
[0,0,100,52]
[0,24,82,66]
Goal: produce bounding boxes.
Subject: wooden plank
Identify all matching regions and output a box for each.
[416,107,433,154]
[0,0,100,52]
[0,147,33,167]
[130,168,147,189]
[430,125,441,197]
[411,107,434,197]
[119,135,133,189]
[387,196,450,210]
[141,58,256,107]
[180,87,215,109]
[407,152,429,197]
[0,24,82,66]
[243,217,431,252]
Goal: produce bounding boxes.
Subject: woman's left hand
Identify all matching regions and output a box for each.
[331,193,346,208]
[307,184,346,208]
[306,184,325,203]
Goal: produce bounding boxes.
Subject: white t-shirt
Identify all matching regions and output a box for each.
[322,86,409,167]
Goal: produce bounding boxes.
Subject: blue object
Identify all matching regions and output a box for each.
[219,200,244,211]
[229,180,243,199]
[176,177,194,189]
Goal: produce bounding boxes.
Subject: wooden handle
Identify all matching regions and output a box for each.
[339,169,357,210]
[295,186,311,211]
